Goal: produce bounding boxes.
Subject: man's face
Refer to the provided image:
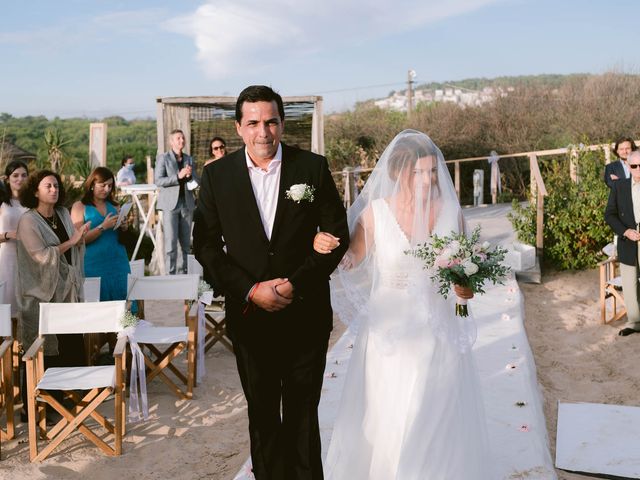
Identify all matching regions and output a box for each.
[170,132,185,154]
[236,101,284,165]
[629,153,640,181]
[617,141,633,161]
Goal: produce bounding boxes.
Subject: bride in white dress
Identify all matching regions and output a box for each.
[320,130,491,479]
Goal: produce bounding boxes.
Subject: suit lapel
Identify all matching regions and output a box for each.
[270,145,296,244]
[622,179,636,225]
[231,152,270,245]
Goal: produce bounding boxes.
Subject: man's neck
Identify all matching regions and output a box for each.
[172,149,183,159]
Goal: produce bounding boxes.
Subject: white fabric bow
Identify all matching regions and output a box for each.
[118,319,152,422]
[487,151,502,196]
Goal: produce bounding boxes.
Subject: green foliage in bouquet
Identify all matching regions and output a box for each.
[407,226,510,298]
[508,144,610,270]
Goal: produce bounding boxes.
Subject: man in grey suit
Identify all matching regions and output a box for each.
[155,129,199,274]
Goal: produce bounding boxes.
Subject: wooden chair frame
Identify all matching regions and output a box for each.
[204,301,233,353]
[134,299,197,399]
[22,302,127,462]
[0,305,15,459]
[598,256,627,325]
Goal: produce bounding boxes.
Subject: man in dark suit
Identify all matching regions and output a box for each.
[604,136,636,189]
[194,85,349,479]
[605,150,640,336]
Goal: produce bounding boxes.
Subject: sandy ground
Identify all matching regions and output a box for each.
[522,267,640,480]
[0,268,634,479]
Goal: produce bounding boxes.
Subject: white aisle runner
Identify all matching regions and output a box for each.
[235,204,557,479]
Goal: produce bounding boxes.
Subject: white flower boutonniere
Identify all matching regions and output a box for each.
[286,183,315,203]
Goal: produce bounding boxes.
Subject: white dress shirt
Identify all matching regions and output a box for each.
[245,144,282,240]
[632,178,640,227]
[622,161,630,179]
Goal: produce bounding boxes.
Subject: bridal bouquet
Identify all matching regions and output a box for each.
[406,226,510,316]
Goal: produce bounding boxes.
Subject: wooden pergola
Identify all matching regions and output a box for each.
[155,95,324,171]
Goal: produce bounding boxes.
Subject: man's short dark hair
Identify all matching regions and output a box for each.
[614,136,638,158]
[235,85,285,124]
[20,170,66,209]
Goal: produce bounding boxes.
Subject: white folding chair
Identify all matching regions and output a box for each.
[187,255,232,353]
[0,304,15,458]
[129,259,145,278]
[127,274,199,399]
[22,301,127,462]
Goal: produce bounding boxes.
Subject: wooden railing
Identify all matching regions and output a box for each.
[332,140,628,253]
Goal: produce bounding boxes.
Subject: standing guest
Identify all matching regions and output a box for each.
[204,136,227,167]
[71,167,131,302]
[195,85,348,479]
[155,129,199,274]
[604,136,637,189]
[0,160,29,316]
[605,150,640,336]
[16,170,90,416]
[116,155,137,187]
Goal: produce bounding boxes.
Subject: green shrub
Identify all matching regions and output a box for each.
[508,145,610,270]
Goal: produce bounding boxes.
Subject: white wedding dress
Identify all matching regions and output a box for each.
[325,199,491,479]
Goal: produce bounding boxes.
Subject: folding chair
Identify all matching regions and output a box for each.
[187,255,233,353]
[0,304,15,459]
[598,256,627,324]
[127,274,199,399]
[22,301,127,462]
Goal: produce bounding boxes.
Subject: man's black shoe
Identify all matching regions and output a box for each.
[618,328,639,337]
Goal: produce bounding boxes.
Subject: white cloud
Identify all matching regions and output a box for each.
[166,0,502,78]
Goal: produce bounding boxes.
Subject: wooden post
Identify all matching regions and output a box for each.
[529,154,538,199]
[604,145,612,165]
[536,190,544,255]
[454,161,460,201]
[570,147,578,183]
[342,167,353,207]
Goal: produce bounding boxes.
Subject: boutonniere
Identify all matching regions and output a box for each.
[286,183,315,203]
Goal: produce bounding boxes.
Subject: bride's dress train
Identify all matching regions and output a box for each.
[325,199,491,479]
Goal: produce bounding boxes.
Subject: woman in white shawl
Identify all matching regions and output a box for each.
[16,170,90,416]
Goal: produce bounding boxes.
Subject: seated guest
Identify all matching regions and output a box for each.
[116,155,137,187]
[16,170,90,418]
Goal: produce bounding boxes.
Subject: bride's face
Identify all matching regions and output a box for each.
[412,155,438,191]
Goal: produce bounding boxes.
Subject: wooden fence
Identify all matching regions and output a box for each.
[332,141,627,253]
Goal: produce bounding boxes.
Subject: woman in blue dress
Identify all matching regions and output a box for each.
[71,167,131,302]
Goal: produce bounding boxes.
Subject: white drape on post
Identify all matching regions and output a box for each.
[488,151,502,201]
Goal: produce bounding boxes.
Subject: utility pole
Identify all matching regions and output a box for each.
[407,69,416,118]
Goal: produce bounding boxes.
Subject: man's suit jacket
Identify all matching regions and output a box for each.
[194,144,349,342]
[154,151,199,211]
[605,177,638,266]
[604,160,627,189]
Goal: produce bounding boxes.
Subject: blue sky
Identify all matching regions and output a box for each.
[1,0,638,119]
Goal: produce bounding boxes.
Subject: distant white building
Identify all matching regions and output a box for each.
[373,85,511,111]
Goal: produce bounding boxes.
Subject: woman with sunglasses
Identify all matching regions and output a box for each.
[204,136,227,167]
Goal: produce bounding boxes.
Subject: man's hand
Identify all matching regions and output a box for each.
[624,228,640,241]
[178,165,192,179]
[610,174,619,181]
[274,280,294,300]
[251,278,293,312]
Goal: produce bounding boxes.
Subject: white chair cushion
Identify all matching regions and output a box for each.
[131,326,188,344]
[37,366,116,391]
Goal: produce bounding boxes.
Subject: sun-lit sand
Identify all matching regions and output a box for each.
[0,267,631,480]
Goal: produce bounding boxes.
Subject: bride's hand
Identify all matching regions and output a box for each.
[313,232,340,254]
